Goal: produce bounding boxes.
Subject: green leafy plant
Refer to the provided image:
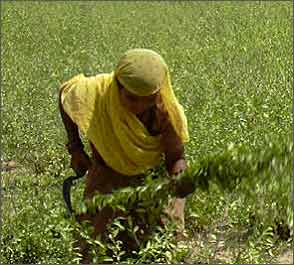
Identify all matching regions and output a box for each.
[1,1,292,264]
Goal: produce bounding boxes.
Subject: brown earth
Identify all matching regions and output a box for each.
[277,250,293,264]
[1,160,17,172]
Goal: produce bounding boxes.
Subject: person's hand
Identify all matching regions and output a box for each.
[168,159,195,198]
[174,178,196,198]
[70,150,91,176]
[169,159,187,176]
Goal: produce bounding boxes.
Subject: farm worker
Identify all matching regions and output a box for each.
[58,48,193,263]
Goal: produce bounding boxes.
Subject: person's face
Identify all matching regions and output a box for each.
[119,85,159,115]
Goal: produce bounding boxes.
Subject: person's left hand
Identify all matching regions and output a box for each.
[169,159,187,176]
[174,177,196,198]
[169,159,196,198]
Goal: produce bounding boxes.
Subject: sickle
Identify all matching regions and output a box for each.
[62,171,87,216]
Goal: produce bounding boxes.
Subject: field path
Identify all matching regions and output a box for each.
[277,250,293,264]
[1,160,17,172]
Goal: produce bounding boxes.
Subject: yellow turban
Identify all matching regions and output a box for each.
[60,49,189,176]
[115,49,165,96]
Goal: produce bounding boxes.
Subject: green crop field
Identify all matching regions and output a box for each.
[1,1,293,264]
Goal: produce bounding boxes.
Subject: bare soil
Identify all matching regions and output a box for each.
[1,160,17,172]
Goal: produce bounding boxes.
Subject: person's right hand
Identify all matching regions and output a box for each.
[70,150,91,176]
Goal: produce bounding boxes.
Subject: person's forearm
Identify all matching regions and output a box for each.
[156,102,187,176]
[59,88,84,154]
[160,120,187,175]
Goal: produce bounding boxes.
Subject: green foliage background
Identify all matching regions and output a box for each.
[1,1,292,264]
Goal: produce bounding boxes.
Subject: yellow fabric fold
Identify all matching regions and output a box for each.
[61,73,163,175]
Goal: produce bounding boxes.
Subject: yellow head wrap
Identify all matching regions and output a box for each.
[115,49,165,96]
[60,49,189,176]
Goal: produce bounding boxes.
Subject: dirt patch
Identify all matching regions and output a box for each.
[1,160,17,172]
[277,250,293,264]
[183,232,293,264]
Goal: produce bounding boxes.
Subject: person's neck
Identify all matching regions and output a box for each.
[135,106,154,121]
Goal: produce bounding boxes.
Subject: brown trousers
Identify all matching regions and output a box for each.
[75,162,186,264]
